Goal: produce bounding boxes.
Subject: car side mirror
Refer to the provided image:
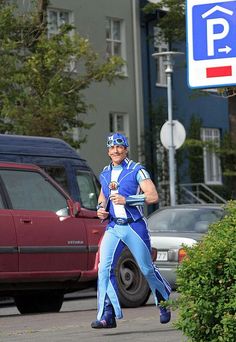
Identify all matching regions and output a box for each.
[73,201,81,217]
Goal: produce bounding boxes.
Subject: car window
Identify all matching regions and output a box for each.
[41,166,69,193]
[0,192,4,208]
[148,208,223,232]
[0,169,68,212]
[76,170,99,210]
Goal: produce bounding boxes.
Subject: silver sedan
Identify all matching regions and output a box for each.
[148,204,224,289]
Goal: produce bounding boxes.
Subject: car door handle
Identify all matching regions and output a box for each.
[20,218,32,224]
[92,229,100,234]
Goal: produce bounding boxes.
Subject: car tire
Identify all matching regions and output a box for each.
[115,247,150,308]
[14,292,64,314]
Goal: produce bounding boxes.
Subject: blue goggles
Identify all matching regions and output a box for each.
[107,137,128,147]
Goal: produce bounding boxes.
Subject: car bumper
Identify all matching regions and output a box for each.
[154,262,178,289]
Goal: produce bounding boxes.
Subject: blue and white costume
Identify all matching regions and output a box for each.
[96,157,171,321]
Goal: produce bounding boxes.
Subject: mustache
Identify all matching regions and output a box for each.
[110,152,125,156]
[109,151,127,159]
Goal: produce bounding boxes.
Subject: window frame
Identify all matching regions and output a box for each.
[105,17,127,75]
[109,112,129,141]
[201,128,222,185]
[47,8,76,73]
[47,8,74,37]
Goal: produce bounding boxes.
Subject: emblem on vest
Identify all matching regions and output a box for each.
[109,181,119,190]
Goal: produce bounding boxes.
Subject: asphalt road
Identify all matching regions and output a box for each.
[0,291,185,342]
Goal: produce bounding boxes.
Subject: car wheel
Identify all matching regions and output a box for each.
[14,292,64,314]
[116,247,150,308]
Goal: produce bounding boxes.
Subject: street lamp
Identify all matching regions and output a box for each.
[152,51,184,206]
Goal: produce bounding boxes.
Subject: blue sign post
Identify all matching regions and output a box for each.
[187,0,236,88]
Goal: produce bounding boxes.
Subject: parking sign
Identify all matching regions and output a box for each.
[187,0,236,88]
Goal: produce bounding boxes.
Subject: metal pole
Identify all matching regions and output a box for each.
[165,56,176,206]
[152,51,184,206]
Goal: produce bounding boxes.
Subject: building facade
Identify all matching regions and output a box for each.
[140,0,230,204]
[47,0,144,177]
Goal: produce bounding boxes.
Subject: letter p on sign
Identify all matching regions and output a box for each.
[207,18,229,56]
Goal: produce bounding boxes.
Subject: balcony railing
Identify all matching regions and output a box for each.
[179,183,227,204]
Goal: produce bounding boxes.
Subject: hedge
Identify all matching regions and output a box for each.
[174,201,236,342]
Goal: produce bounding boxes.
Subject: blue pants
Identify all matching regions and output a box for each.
[97,218,171,320]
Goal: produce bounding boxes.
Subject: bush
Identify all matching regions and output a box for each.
[174,201,236,342]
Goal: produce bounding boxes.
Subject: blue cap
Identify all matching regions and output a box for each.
[106,132,129,148]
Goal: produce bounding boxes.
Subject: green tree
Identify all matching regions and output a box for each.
[143,0,185,44]
[0,0,123,147]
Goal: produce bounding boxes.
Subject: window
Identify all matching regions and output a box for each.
[153,26,168,86]
[0,193,4,209]
[0,170,68,212]
[47,8,75,72]
[76,171,100,210]
[148,208,223,233]
[47,9,73,37]
[109,112,129,139]
[41,166,69,193]
[201,128,222,185]
[106,17,126,73]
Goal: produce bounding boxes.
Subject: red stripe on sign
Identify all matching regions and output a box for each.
[206,66,232,78]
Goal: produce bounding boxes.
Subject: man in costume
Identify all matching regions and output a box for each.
[91,132,171,329]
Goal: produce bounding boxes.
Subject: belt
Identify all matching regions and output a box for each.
[112,217,142,225]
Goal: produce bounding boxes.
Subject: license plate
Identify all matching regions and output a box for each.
[157,251,168,261]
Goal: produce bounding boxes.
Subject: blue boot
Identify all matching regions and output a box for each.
[91,317,116,329]
[91,296,117,329]
[159,306,171,324]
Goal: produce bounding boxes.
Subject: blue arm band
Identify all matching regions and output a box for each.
[125,194,146,206]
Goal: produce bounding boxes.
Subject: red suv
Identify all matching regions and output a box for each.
[0,161,106,313]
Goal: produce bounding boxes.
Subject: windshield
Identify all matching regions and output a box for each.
[76,170,100,210]
[148,208,223,233]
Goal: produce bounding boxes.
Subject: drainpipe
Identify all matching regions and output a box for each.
[132,0,144,162]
